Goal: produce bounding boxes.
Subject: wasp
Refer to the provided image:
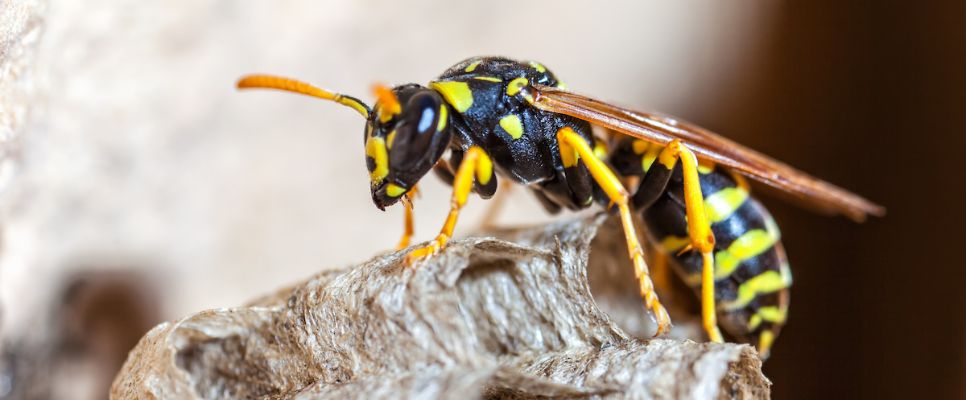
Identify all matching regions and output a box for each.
[236,56,884,358]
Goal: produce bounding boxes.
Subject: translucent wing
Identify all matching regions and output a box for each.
[526,85,885,222]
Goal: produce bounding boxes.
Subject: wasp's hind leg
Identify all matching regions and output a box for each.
[556,127,671,336]
[408,146,495,262]
[636,140,724,343]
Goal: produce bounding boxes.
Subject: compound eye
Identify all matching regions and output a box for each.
[389,91,447,172]
[406,92,441,135]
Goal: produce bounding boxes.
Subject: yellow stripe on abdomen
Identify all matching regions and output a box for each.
[659,235,691,254]
[722,267,792,311]
[714,228,778,280]
[704,186,749,223]
[747,305,788,331]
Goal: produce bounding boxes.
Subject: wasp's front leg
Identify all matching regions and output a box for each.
[407,146,495,263]
[395,185,420,250]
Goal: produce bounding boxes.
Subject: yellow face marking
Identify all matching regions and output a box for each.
[704,186,749,223]
[476,151,493,185]
[723,270,791,311]
[386,129,398,149]
[365,137,389,183]
[386,183,407,198]
[528,61,547,73]
[437,105,448,131]
[556,81,568,90]
[472,76,502,82]
[506,77,528,97]
[499,114,524,140]
[430,81,473,113]
[465,60,482,72]
[714,229,778,279]
[632,140,649,155]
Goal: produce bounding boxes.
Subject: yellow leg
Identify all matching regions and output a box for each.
[660,140,724,343]
[395,185,419,250]
[557,127,671,336]
[408,146,493,262]
[650,248,672,296]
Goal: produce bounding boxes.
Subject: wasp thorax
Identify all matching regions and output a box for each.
[365,84,452,210]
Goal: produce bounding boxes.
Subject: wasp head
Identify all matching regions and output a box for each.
[365,84,452,210]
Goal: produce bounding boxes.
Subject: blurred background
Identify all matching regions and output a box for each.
[0,1,962,399]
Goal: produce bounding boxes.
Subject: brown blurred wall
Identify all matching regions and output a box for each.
[678,2,966,399]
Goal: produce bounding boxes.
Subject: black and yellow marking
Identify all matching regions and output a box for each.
[657,170,790,357]
[437,105,448,131]
[472,76,502,83]
[464,60,482,72]
[507,77,528,97]
[429,81,473,113]
[365,136,389,184]
[499,114,524,139]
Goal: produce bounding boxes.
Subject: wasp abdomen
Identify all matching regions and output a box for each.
[647,165,790,350]
[609,137,791,351]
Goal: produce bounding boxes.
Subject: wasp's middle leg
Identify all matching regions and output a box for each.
[557,127,671,336]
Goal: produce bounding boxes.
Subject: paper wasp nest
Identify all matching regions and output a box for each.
[110,215,769,399]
